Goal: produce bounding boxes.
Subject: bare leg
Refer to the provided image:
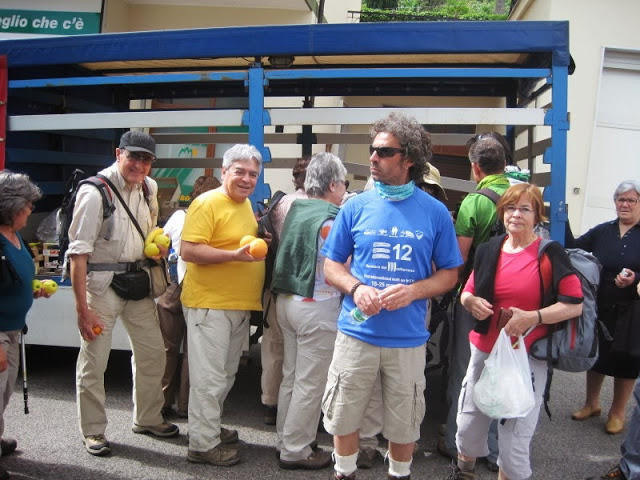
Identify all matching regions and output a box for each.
[335,432,359,456]
[585,370,605,409]
[498,468,509,480]
[610,377,636,420]
[388,441,414,462]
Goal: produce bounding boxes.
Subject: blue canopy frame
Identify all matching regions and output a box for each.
[0,20,570,241]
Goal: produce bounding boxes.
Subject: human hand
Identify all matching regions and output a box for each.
[615,268,635,288]
[354,284,383,316]
[503,307,536,336]
[379,284,414,311]
[232,244,261,262]
[78,309,103,342]
[33,286,51,299]
[462,294,493,320]
[0,345,6,373]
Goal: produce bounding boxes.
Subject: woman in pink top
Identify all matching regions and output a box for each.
[449,184,583,480]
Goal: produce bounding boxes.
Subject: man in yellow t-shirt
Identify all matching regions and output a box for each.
[180,144,265,467]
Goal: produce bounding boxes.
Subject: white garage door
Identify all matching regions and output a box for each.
[581,48,640,232]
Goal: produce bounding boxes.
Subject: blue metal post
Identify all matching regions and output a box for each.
[545,66,570,244]
[245,62,271,208]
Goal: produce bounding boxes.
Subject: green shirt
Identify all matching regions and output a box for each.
[455,173,511,249]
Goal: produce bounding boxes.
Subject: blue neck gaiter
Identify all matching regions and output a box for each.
[374,180,415,201]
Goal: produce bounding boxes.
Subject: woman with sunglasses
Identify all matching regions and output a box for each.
[450,183,583,480]
[568,180,640,435]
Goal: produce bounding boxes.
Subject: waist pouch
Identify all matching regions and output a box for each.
[110,270,150,300]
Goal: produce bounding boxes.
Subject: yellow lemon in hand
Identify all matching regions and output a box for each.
[144,243,160,258]
[154,234,170,249]
[42,279,58,295]
[240,235,256,248]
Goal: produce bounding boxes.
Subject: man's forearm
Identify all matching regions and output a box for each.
[408,267,458,300]
[324,258,360,295]
[180,241,236,264]
[70,254,90,314]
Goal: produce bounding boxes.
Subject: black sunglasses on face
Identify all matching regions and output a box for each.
[369,145,405,158]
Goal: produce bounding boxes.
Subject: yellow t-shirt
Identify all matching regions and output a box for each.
[180,190,264,311]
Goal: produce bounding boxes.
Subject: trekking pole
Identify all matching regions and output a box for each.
[20,325,29,414]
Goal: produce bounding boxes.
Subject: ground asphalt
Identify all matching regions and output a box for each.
[1,342,631,480]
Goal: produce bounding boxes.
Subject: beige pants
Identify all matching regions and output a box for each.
[157,283,189,413]
[260,290,283,406]
[76,287,165,436]
[185,308,249,452]
[0,331,20,444]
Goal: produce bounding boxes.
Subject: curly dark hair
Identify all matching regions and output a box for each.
[292,156,311,190]
[370,112,432,184]
[191,175,220,199]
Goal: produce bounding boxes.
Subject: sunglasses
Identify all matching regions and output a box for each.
[369,145,405,158]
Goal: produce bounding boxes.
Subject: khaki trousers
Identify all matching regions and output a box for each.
[76,287,165,436]
[0,331,20,445]
[185,308,249,452]
[260,291,283,406]
[157,283,189,413]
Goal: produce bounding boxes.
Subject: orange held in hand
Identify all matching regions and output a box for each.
[92,326,103,335]
[240,235,256,247]
[249,238,268,258]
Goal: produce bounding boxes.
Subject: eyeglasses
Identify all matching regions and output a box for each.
[343,179,350,190]
[504,205,534,215]
[615,197,638,205]
[369,145,405,158]
[125,150,156,165]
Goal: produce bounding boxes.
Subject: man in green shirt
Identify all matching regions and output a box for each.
[441,133,511,474]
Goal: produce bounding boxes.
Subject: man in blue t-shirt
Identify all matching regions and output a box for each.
[321,113,462,480]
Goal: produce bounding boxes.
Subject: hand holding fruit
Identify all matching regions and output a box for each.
[236,235,268,261]
[33,278,57,298]
[144,227,170,259]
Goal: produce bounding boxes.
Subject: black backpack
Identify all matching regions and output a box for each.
[256,190,287,291]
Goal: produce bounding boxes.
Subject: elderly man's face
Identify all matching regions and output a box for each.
[221,158,260,202]
[116,148,154,186]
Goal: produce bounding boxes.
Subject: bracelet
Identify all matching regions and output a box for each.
[537,310,543,325]
[349,281,363,297]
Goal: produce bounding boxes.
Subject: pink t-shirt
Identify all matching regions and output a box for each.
[464,238,583,353]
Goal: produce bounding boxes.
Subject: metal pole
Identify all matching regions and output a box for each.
[20,326,28,414]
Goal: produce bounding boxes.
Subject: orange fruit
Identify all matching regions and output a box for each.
[249,238,268,258]
[92,325,103,335]
[240,235,256,247]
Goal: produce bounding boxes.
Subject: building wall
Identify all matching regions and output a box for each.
[511,0,640,231]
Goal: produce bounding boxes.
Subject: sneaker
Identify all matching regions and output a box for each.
[586,465,626,480]
[132,422,179,438]
[0,439,17,456]
[221,427,239,445]
[83,434,111,456]
[446,463,476,480]
[279,449,332,470]
[263,404,277,425]
[357,446,381,469]
[188,443,240,466]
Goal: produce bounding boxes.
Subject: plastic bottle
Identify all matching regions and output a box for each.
[349,307,370,324]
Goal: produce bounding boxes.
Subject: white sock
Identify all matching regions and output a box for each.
[388,455,412,477]
[333,451,358,476]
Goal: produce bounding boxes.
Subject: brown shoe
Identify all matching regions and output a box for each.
[279,449,332,470]
[83,434,111,456]
[221,427,239,444]
[605,416,625,435]
[446,463,476,480]
[132,422,179,438]
[571,406,602,420]
[585,465,626,479]
[187,444,240,466]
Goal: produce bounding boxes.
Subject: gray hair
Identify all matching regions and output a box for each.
[222,144,263,173]
[0,170,42,226]
[370,112,432,184]
[467,133,507,174]
[304,152,347,198]
[614,180,640,201]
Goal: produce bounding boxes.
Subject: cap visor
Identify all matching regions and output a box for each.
[124,146,155,156]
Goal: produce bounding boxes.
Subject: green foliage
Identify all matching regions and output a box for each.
[360,0,511,21]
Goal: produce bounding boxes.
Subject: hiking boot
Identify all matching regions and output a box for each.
[356,446,381,469]
[187,444,240,466]
[132,422,179,438]
[446,463,476,480]
[221,427,239,445]
[586,465,626,480]
[0,439,17,456]
[279,449,332,470]
[83,434,111,456]
[263,404,277,425]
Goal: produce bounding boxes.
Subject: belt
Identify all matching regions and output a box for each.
[87,260,148,272]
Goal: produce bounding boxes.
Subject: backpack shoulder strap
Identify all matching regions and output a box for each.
[97,175,146,243]
[79,176,115,219]
[265,190,286,217]
[476,187,501,204]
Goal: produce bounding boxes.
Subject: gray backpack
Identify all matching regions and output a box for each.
[530,240,602,417]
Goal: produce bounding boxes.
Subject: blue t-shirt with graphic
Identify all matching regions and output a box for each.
[322,188,462,347]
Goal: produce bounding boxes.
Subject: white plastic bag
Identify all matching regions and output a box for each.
[472,329,536,419]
